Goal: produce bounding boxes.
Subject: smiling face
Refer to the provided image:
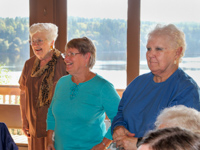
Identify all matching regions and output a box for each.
[64,48,90,76]
[31,32,53,60]
[146,35,179,78]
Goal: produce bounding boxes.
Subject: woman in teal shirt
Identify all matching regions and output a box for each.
[46,37,120,150]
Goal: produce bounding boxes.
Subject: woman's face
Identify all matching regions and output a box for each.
[64,48,89,76]
[146,35,178,76]
[31,32,53,60]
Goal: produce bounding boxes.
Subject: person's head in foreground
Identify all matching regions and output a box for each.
[155,105,200,133]
[137,127,200,150]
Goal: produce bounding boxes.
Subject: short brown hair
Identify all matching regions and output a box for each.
[66,37,96,69]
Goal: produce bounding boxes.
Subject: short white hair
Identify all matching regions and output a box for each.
[155,105,200,133]
[148,24,186,62]
[29,23,58,42]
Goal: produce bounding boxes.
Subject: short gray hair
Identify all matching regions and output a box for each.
[138,127,200,150]
[66,37,96,69]
[155,105,200,133]
[29,23,58,42]
[148,24,186,62]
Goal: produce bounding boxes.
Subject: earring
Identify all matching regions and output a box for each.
[174,60,177,64]
[50,46,53,50]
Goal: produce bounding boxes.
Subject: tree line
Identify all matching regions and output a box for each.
[0,17,29,71]
[0,17,200,71]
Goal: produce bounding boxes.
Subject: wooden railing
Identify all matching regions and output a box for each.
[0,85,124,105]
[0,85,20,104]
[116,89,124,98]
[0,85,124,104]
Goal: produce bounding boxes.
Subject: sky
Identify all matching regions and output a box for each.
[67,0,128,20]
[0,0,200,23]
[0,0,29,18]
[141,0,200,23]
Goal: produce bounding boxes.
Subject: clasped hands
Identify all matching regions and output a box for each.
[112,126,138,150]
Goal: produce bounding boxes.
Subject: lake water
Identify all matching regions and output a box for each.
[0,57,200,89]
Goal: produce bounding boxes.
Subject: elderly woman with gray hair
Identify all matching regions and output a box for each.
[155,105,200,133]
[137,127,200,150]
[111,24,200,150]
[46,37,120,150]
[19,23,67,150]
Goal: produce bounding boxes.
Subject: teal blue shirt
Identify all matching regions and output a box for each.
[47,74,120,150]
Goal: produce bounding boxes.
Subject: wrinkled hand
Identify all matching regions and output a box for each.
[91,142,106,150]
[115,135,137,150]
[112,126,134,141]
[112,126,136,149]
[22,124,30,137]
[47,143,55,150]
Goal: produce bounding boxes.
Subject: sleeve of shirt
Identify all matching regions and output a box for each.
[169,81,200,111]
[18,61,27,91]
[110,91,128,135]
[101,82,121,140]
[110,77,139,135]
[46,81,60,130]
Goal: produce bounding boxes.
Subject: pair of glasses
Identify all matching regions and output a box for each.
[30,39,46,46]
[61,52,81,58]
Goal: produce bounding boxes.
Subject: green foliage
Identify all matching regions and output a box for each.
[0,17,29,71]
[13,37,22,45]
[0,17,200,72]
[0,64,11,85]
[0,40,9,52]
[68,17,127,60]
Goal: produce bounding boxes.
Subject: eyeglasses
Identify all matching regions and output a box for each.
[30,39,46,46]
[61,52,81,58]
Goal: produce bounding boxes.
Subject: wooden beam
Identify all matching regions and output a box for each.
[127,0,140,85]
[29,0,67,56]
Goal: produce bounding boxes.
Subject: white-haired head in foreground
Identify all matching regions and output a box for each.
[155,105,200,134]
[137,127,200,150]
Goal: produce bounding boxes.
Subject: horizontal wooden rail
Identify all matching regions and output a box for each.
[0,85,20,104]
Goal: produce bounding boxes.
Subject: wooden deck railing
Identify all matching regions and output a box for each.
[0,85,124,104]
[0,85,20,104]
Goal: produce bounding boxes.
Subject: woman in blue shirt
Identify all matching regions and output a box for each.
[46,37,120,150]
[111,24,200,150]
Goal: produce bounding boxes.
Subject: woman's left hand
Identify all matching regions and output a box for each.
[91,142,106,150]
